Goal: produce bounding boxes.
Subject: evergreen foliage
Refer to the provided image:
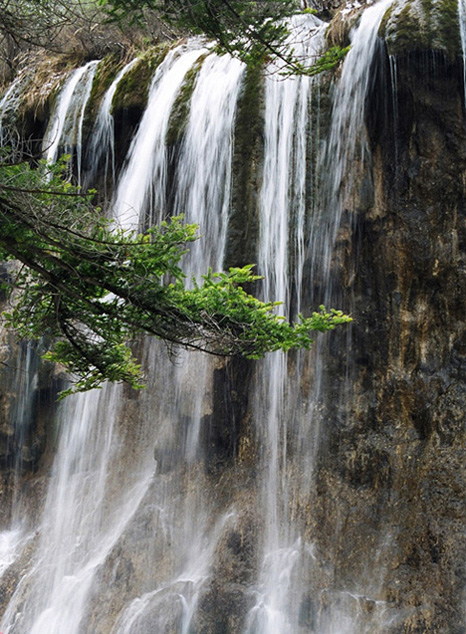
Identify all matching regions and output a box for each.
[99,0,349,74]
[0,1,352,395]
[0,159,350,395]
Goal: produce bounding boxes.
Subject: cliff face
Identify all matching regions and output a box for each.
[309,46,466,631]
[1,4,466,633]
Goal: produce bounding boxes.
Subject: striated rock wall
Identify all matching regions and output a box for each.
[305,32,466,633]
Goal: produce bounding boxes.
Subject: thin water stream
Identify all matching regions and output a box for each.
[42,60,99,182]
[307,2,396,630]
[244,14,327,633]
[110,49,245,633]
[84,58,140,191]
[0,72,31,158]
[459,0,466,94]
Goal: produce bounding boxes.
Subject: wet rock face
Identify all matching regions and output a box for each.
[224,65,265,270]
[0,337,59,476]
[311,48,466,631]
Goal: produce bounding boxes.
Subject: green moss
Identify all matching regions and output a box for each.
[396,3,430,53]
[378,4,395,38]
[379,0,461,59]
[88,55,121,109]
[435,0,461,58]
[420,0,434,17]
[112,44,169,113]
[165,52,208,146]
[233,65,264,169]
[224,64,265,269]
[83,53,123,136]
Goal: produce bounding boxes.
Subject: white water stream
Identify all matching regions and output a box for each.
[311,0,394,292]
[0,72,31,158]
[109,47,245,633]
[84,58,140,191]
[459,0,466,95]
[1,42,245,634]
[310,2,396,631]
[112,43,207,228]
[173,52,245,274]
[42,60,99,182]
[243,14,326,634]
[245,4,395,633]
[2,387,154,634]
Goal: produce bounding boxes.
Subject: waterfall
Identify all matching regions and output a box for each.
[0,1,418,631]
[244,13,327,633]
[304,0,395,471]
[311,0,394,295]
[0,334,42,590]
[42,60,99,183]
[173,52,245,274]
[1,43,245,634]
[0,528,27,578]
[459,0,466,95]
[1,386,155,634]
[241,4,396,632]
[110,49,245,632]
[308,2,396,631]
[0,72,30,159]
[84,58,139,191]
[170,51,245,463]
[7,342,40,524]
[112,43,207,228]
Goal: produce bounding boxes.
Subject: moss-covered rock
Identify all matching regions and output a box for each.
[165,52,208,147]
[83,53,125,130]
[111,45,169,114]
[326,5,365,49]
[224,64,265,269]
[379,0,461,59]
[2,52,90,159]
[109,45,170,179]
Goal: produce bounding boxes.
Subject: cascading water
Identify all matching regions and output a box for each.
[169,52,245,464]
[8,343,39,503]
[0,528,27,579]
[311,0,394,294]
[244,13,327,633]
[0,59,101,605]
[459,0,466,93]
[42,60,99,183]
[0,72,30,158]
[0,342,38,596]
[1,42,246,634]
[84,58,139,191]
[0,59,101,601]
[1,386,155,634]
[0,1,415,631]
[243,3,397,632]
[110,48,245,633]
[173,52,245,274]
[305,1,397,631]
[303,0,396,486]
[112,43,207,228]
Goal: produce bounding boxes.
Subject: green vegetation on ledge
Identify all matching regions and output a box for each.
[379,0,461,59]
[100,0,349,76]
